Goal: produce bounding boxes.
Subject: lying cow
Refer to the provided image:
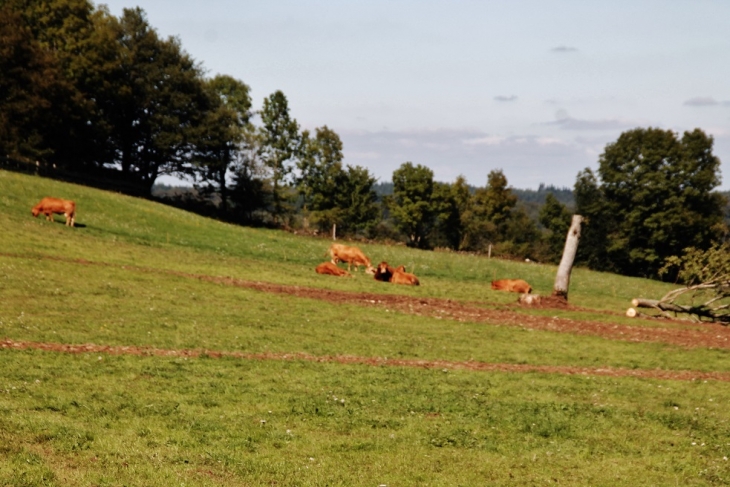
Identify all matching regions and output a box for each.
[31,197,76,227]
[374,261,419,286]
[328,243,374,273]
[315,262,352,277]
[491,278,532,294]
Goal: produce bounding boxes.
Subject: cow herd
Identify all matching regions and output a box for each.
[317,242,531,292]
[30,196,531,293]
[315,243,421,286]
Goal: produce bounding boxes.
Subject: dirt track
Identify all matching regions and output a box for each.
[3,252,730,382]
[3,338,730,382]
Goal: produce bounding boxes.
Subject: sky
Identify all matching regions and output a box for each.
[98,0,730,190]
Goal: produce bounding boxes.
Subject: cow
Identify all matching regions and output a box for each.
[327,243,374,273]
[315,262,352,277]
[31,197,76,227]
[491,278,532,294]
[374,261,420,286]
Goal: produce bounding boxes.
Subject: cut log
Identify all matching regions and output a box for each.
[626,307,637,318]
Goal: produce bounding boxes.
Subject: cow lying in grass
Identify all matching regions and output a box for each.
[31,197,76,227]
[328,243,374,273]
[315,262,352,277]
[491,278,531,294]
[373,261,420,286]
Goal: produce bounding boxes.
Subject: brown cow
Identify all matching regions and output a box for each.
[315,262,352,277]
[491,279,532,294]
[328,243,374,272]
[374,261,419,286]
[31,197,76,227]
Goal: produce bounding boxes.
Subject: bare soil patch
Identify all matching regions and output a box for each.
[3,338,729,382]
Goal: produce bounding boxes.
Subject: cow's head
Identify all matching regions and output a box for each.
[31,207,40,217]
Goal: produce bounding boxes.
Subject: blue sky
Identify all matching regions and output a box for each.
[99,0,730,190]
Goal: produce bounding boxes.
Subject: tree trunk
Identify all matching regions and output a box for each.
[553,215,583,301]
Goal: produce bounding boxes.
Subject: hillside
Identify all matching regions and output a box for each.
[2,170,730,486]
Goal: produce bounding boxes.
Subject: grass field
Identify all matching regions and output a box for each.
[1,169,729,486]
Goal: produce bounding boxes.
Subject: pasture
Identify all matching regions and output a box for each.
[1,170,729,486]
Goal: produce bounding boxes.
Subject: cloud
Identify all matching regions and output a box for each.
[339,128,603,189]
[544,110,635,131]
[551,46,578,52]
[494,95,518,102]
[684,97,720,106]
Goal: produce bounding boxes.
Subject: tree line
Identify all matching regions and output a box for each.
[2,1,727,279]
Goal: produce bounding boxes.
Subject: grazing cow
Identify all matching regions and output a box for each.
[315,262,352,277]
[491,278,532,294]
[374,261,420,286]
[328,243,374,272]
[31,197,76,227]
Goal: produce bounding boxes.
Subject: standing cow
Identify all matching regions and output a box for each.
[31,197,76,227]
[327,243,374,273]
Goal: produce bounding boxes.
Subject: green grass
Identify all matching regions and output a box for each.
[2,169,730,486]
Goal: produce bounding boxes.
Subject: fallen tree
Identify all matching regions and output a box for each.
[626,244,730,324]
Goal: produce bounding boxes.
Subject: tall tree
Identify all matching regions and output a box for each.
[195,75,252,215]
[539,193,572,263]
[460,169,517,251]
[577,127,726,278]
[104,8,210,192]
[336,165,380,235]
[259,90,301,224]
[297,125,344,226]
[389,162,435,248]
[0,5,76,165]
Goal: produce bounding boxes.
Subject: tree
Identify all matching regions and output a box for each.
[539,193,572,263]
[195,75,252,215]
[336,165,380,235]
[460,169,517,252]
[0,5,78,165]
[388,162,435,247]
[103,8,210,192]
[430,176,471,249]
[576,127,726,278]
[297,125,344,227]
[259,90,301,224]
[3,0,109,168]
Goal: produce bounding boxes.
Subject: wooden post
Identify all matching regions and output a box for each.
[488,244,492,259]
[332,224,336,241]
[553,215,583,301]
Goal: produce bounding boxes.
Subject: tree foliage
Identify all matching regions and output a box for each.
[259,90,301,223]
[575,127,726,278]
[388,162,435,248]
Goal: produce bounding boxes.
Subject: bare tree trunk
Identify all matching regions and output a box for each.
[553,215,583,301]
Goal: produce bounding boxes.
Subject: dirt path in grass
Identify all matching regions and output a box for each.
[5,252,730,350]
[2,338,729,382]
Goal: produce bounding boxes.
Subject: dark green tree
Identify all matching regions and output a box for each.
[430,176,470,249]
[389,162,435,247]
[297,125,344,227]
[336,165,380,235]
[576,127,726,278]
[104,8,210,192]
[195,75,252,215]
[259,90,301,224]
[539,193,572,263]
[460,169,517,251]
[0,5,76,165]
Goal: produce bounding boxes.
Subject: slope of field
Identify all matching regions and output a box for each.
[1,170,729,486]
